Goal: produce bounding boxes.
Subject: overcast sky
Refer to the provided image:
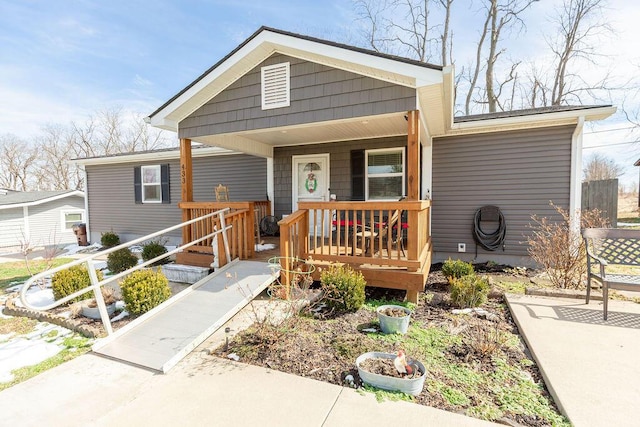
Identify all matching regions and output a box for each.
[0,0,638,185]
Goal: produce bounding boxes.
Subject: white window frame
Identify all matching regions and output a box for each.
[365,148,405,201]
[261,62,290,110]
[60,209,85,232]
[141,165,162,204]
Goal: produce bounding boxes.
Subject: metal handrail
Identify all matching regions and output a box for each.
[19,208,232,335]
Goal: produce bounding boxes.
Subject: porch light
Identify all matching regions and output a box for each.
[303,162,321,172]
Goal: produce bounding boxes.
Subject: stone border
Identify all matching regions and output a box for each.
[3,297,103,338]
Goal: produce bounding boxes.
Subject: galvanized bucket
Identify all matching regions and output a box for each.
[356,352,426,396]
[376,304,411,334]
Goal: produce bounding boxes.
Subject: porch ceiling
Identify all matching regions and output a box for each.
[193,112,408,157]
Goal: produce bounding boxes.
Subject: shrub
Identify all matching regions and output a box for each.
[52,265,103,303]
[442,258,474,281]
[320,264,366,312]
[120,269,171,316]
[449,274,490,308]
[106,248,138,274]
[527,203,609,289]
[141,241,169,266]
[100,231,120,248]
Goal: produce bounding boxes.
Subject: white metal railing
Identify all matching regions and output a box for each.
[19,208,232,336]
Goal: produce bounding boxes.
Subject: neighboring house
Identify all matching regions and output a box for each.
[144,26,615,272]
[73,145,267,245]
[0,190,85,249]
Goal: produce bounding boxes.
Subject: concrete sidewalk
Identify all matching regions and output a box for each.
[0,338,494,427]
[506,294,640,427]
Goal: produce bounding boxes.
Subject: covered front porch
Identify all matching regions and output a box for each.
[174,111,432,303]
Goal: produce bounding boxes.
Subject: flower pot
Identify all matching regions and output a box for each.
[356,352,426,396]
[376,304,411,334]
[81,302,116,319]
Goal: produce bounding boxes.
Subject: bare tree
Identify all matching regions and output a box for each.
[583,153,624,181]
[438,0,455,66]
[353,0,449,63]
[483,0,537,112]
[0,134,39,191]
[549,0,610,106]
[35,125,83,190]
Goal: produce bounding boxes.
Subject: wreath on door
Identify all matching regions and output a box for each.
[305,173,317,193]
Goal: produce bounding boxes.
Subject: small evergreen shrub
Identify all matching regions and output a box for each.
[106,248,138,274]
[450,274,490,308]
[320,264,366,312]
[100,231,120,248]
[120,269,171,316]
[141,241,169,266]
[442,258,474,281]
[52,265,103,303]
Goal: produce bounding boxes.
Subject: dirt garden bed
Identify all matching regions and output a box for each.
[212,263,569,427]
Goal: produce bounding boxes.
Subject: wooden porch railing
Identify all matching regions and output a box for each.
[178,201,271,266]
[279,200,431,272]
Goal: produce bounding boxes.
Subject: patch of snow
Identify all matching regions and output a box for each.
[227,353,240,361]
[361,328,378,333]
[0,339,62,383]
[129,245,143,254]
[92,260,107,271]
[255,243,276,252]
[115,301,125,310]
[61,242,102,256]
[15,288,55,309]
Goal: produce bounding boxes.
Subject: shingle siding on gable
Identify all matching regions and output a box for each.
[178,54,416,139]
[431,125,574,259]
[85,154,267,244]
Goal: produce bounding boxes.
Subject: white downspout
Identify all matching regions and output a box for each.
[81,166,90,243]
[267,157,274,215]
[570,116,585,233]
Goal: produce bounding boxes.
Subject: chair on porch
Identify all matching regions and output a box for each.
[355,209,406,257]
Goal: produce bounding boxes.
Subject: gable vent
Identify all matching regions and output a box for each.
[261,62,290,110]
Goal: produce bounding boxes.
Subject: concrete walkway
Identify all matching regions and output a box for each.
[506,294,640,427]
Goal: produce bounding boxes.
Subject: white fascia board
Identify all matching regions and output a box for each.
[72,146,237,167]
[265,32,442,87]
[448,106,616,135]
[148,29,444,130]
[0,190,85,211]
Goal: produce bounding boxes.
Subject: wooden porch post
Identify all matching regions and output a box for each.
[407,110,420,200]
[180,138,193,244]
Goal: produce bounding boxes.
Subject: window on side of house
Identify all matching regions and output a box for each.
[261,62,290,110]
[134,164,170,204]
[365,148,405,201]
[61,210,84,231]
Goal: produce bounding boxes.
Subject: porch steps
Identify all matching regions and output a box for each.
[175,251,214,268]
[92,260,277,373]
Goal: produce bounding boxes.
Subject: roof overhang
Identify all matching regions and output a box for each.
[72,146,236,166]
[0,190,85,211]
[439,106,617,137]
[147,27,445,135]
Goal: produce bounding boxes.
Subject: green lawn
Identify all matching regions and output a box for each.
[0,258,74,292]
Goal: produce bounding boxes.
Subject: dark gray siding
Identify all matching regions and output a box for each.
[273,136,406,218]
[432,125,575,261]
[179,54,416,139]
[86,154,266,244]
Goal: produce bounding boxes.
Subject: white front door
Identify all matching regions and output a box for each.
[292,153,330,234]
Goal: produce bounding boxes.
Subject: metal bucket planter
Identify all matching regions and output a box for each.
[376,304,411,334]
[81,302,116,319]
[356,352,426,396]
